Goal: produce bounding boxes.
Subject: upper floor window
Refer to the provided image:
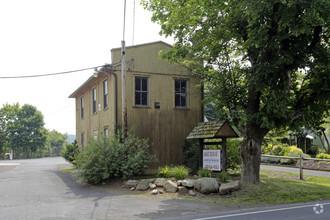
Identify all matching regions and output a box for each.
[135,77,148,106]
[103,80,108,109]
[92,88,97,113]
[175,79,188,108]
[80,96,84,119]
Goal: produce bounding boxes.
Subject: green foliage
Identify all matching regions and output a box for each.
[0,103,47,158]
[157,165,172,178]
[157,165,189,180]
[227,139,242,169]
[61,140,79,166]
[76,130,154,184]
[182,140,199,174]
[198,168,213,177]
[144,0,330,183]
[316,153,330,159]
[45,130,68,157]
[218,172,230,183]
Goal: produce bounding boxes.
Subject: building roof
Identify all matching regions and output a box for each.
[186,121,240,139]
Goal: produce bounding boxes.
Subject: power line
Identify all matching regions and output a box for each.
[0,65,105,79]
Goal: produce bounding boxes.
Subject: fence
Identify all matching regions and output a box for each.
[261,154,330,180]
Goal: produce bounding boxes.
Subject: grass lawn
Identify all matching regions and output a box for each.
[216,169,330,205]
[60,166,330,206]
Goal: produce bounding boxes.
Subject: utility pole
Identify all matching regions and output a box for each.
[121,41,127,139]
[121,0,127,139]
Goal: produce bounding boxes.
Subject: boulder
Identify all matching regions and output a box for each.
[189,190,196,196]
[149,183,157,190]
[219,180,240,195]
[154,178,167,187]
[177,180,183,186]
[194,178,219,194]
[136,179,154,191]
[151,189,158,195]
[178,186,189,195]
[164,180,178,193]
[124,180,138,189]
[182,179,195,188]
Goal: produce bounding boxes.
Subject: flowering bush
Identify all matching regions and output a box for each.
[198,168,213,177]
[157,165,189,180]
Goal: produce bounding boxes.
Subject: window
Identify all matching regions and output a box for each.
[135,77,148,106]
[81,132,84,146]
[92,88,96,113]
[104,127,109,137]
[80,96,84,119]
[175,80,188,108]
[103,80,108,109]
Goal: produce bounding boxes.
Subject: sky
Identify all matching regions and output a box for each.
[0,0,173,135]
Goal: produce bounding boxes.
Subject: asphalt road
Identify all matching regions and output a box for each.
[0,158,329,220]
[0,157,232,220]
[261,164,330,178]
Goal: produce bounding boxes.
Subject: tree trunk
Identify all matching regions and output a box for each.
[240,87,268,184]
[240,133,264,184]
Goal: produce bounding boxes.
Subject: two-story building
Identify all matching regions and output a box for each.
[69,41,202,168]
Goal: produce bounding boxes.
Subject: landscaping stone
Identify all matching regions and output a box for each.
[154,178,167,187]
[219,180,240,195]
[178,186,189,195]
[182,179,195,188]
[149,183,156,190]
[194,178,219,194]
[189,190,196,196]
[151,189,158,195]
[136,179,154,191]
[164,180,178,193]
[124,180,138,189]
[177,180,183,186]
[130,187,135,191]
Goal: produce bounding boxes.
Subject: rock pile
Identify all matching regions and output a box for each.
[124,178,240,196]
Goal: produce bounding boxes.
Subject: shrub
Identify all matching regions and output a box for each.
[76,130,154,184]
[316,153,330,159]
[218,172,230,183]
[198,168,213,177]
[60,140,79,166]
[172,165,189,180]
[157,165,172,178]
[183,140,199,174]
[227,139,242,169]
[157,165,189,180]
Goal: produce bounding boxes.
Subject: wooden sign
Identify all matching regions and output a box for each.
[203,150,221,171]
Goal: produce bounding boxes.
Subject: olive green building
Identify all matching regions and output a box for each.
[69,41,202,168]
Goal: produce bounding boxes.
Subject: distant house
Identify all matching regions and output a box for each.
[69,41,203,168]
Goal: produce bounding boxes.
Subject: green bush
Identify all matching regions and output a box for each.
[316,153,330,159]
[157,165,189,180]
[218,172,230,183]
[60,140,79,166]
[172,165,189,180]
[183,140,200,174]
[76,130,154,184]
[198,168,213,177]
[157,165,172,178]
[227,139,242,169]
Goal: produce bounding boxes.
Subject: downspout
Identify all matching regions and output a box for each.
[103,67,118,130]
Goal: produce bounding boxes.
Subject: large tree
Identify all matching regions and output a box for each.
[143,0,330,183]
[1,103,47,158]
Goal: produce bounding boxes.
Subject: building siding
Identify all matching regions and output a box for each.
[70,41,202,169]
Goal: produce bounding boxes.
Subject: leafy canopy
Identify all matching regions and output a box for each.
[143,0,330,133]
